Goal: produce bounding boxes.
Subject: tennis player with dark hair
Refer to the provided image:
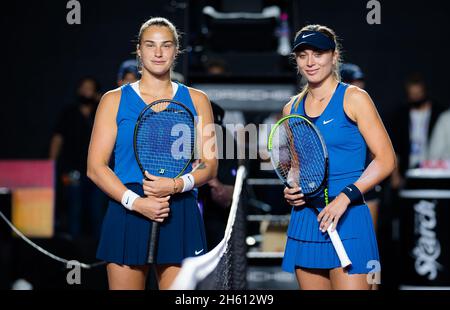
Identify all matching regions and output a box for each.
[87,17,217,290]
[281,24,395,289]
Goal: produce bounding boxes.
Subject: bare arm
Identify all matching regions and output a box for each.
[177,88,218,189]
[345,86,396,193]
[87,89,170,221]
[49,134,63,160]
[318,86,396,232]
[208,178,234,208]
[87,89,127,201]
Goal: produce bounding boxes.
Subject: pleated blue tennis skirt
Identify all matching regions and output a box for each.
[282,201,380,275]
[96,183,207,265]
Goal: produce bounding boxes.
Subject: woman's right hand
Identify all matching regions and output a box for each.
[284,187,305,206]
[133,196,171,222]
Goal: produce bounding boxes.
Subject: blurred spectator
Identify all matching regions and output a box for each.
[117,59,140,86]
[390,73,446,189]
[340,63,365,89]
[171,70,185,84]
[49,76,105,239]
[428,109,450,160]
[205,57,228,76]
[199,101,238,250]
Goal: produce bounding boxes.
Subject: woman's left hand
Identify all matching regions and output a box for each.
[317,193,350,233]
[143,171,174,197]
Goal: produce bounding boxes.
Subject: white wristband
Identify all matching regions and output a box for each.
[121,190,140,211]
[180,174,195,193]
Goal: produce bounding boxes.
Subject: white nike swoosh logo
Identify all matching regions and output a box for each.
[302,33,315,38]
[195,249,204,255]
[346,187,353,192]
[323,119,334,125]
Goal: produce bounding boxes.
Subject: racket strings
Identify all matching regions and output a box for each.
[135,102,195,178]
[291,120,325,194]
[271,118,326,195]
[272,125,295,181]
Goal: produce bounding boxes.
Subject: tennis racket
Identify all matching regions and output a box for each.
[267,114,352,268]
[134,99,196,264]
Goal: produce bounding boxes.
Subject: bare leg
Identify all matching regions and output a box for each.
[107,263,149,290]
[155,264,181,290]
[329,267,371,290]
[295,268,332,290]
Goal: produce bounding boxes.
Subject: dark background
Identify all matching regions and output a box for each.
[1,0,449,291]
[1,0,449,159]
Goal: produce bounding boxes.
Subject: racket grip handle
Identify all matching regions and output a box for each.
[327,225,352,268]
[147,222,159,264]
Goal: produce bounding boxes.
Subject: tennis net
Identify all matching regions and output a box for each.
[170,165,247,290]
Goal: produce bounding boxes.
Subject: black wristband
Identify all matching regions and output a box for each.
[341,184,365,205]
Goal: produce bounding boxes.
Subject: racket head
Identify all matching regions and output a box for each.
[133,99,196,179]
[268,114,328,196]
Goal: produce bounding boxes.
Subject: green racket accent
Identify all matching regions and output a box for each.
[266,112,352,268]
[267,114,313,152]
[324,188,329,205]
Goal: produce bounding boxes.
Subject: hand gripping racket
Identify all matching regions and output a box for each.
[134,99,196,264]
[268,114,352,268]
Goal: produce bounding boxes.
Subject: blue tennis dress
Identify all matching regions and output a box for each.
[96,82,207,265]
[282,82,380,274]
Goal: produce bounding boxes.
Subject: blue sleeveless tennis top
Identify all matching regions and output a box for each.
[290,82,367,197]
[113,82,197,185]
